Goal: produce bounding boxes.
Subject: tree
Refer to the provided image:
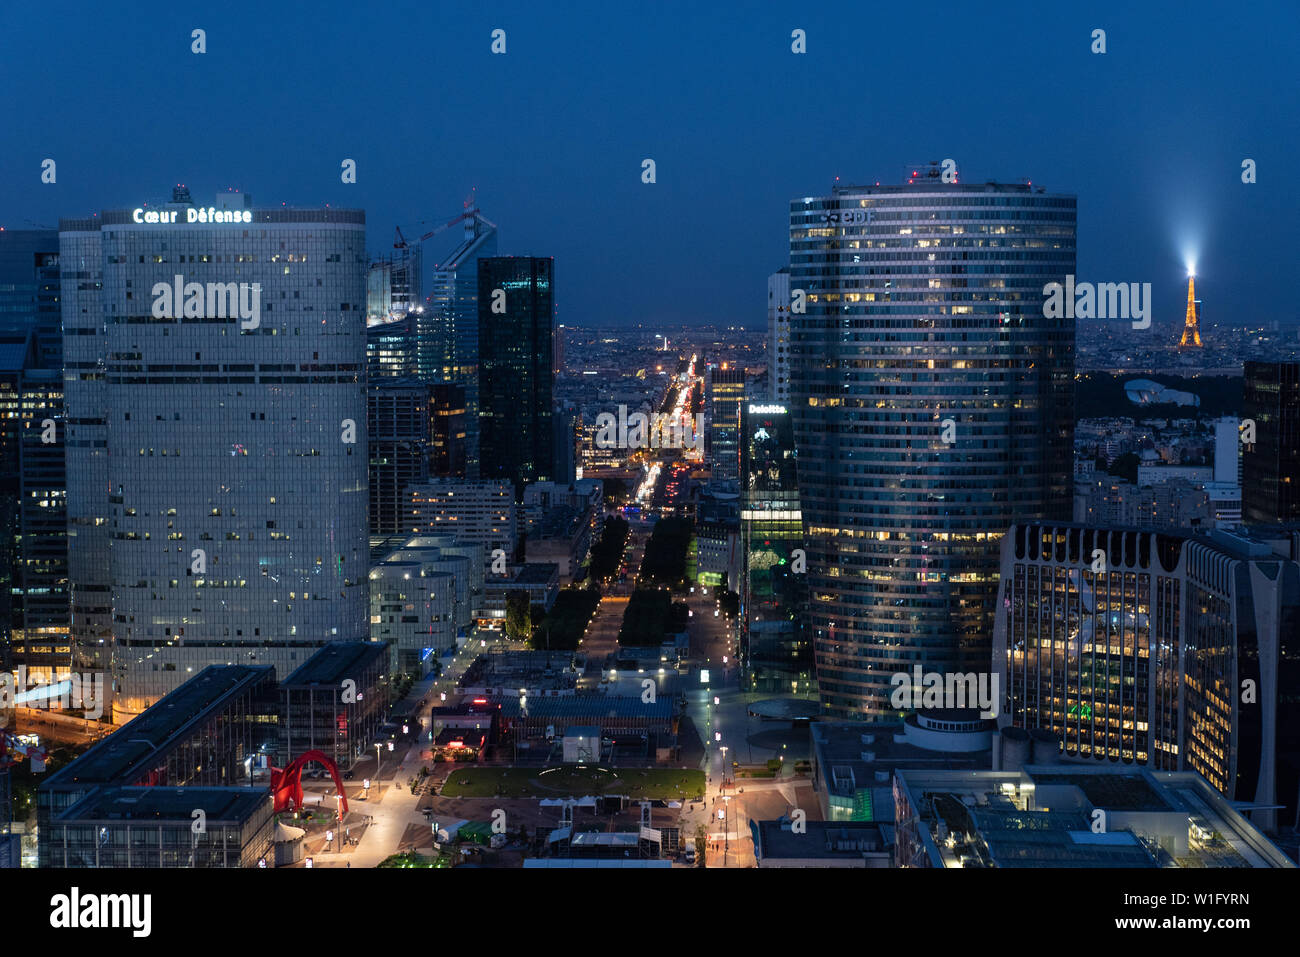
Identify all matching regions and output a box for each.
[505,592,532,642]
[694,823,707,867]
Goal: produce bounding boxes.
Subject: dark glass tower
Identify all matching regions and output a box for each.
[1243,361,1300,525]
[477,257,554,497]
[0,229,61,369]
[740,401,813,695]
[788,174,1076,719]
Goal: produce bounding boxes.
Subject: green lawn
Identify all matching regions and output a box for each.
[440,765,705,801]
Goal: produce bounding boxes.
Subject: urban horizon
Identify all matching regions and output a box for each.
[2,0,1298,937]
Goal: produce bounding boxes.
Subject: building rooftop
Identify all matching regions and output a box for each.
[895,766,1296,869]
[811,720,992,822]
[751,819,892,863]
[40,665,274,791]
[280,641,388,688]
[510,563,560,586]
[60,786,269,823]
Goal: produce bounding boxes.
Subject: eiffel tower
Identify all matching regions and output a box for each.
[1178,274,1202,347]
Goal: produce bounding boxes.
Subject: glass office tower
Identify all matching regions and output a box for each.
[740,402,813,695]
[1243,360,1300,525]
[423,214,497,479]
[0,229,61,369]
[788,172,1076,719]
[477,256,554,497]
[994,522,1300,833]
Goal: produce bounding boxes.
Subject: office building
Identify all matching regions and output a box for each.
[13,366,68,674]
[0,228,61,369]
[477,256,555,495]
[788,173,1076,718]
[365,311,418,380]
[810,715,993,823]
[0,333,30,658]
[60,189,370,715]
[406,479,518,556]
[1243,361,1300,525]
[279,641,389,768]
[894,765,1294,868]
[707,364,744,483]
[42,786,275,869]
[366,248,420,323]
[767,268,791,403]
[368,377,434,537]
[37,664,280,866]
[60,215,112,678]
[369,540,466,671]
[423,212,497,478]
[553,401,578,484]
[739,401,813,695]
[994,522,1300,831]
[371,533,483,638]
[430,383,468,479]
[2,331,70,675]
[750,820,892,868]
[1214,415,1241,485]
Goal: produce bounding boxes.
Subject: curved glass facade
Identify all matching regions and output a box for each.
[788,180,1076,719]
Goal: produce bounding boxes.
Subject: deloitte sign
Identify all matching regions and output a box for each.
[132,206,253,225]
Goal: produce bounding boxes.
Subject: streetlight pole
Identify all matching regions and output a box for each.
[375,742,382,795]
[723,794,731,867]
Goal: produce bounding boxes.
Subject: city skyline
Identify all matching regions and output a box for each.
[4,0,1300,915]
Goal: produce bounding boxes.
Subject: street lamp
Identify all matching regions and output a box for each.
[722,795,731,866]
[375,743,382,790]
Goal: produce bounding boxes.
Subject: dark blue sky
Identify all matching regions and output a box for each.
[2,0,1296,331]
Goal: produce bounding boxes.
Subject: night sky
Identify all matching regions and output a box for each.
[2,0,1296,331]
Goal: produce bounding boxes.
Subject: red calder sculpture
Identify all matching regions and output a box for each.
[270,750,349,817]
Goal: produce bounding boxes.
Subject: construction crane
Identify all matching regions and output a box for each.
[393,208,483,251]
[393,191,494,252]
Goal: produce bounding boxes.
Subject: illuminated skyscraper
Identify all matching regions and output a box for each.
[740,402,813,694]
[995,522,1300,832]
[61,191,369,716]
[788,174,1076,719]
[708,364,745,483]
[767,269,791,403]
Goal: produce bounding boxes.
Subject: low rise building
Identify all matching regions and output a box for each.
[456,649,580,699]
[750,819,893,868]
[894,765,1296,868]
[280,642,389,770]
[810,713,994,823]
[42,786,274,869]
[37,665,280,867]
